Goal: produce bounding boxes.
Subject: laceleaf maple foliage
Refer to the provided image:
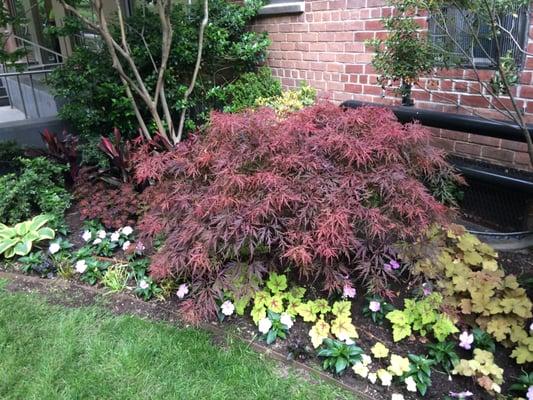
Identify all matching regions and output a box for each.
[133,102,456,322]
[75,169,139,229]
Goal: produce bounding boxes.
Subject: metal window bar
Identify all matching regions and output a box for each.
[429,4,529,69]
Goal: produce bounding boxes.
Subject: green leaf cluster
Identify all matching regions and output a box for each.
[255,83,316,118]
[210,67,282,113]
[317,338,364,375]
[247,272,306,325]
[0,215,55,258]
[410,225,533,364]
[0,157,71,230]
[385,293,458,342]
[426,341,459,374]
[402,354,435,396]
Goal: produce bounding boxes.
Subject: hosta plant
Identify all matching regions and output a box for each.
[317,338,364,375]
[0,215,55,258]
[134,102,454,322]
[385,293,458,342]
[426,341,459,375]
[405,225,533,363]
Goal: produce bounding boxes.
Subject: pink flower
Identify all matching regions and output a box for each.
[527,386,533,400]
[342,283,356,299]
[384,260,400,271]
[422,283,433,296]
[369,301,381,312]
[459,331,474,350]
[176,284,189,299]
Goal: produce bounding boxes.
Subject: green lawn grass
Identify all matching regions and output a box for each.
[0,281,354,400]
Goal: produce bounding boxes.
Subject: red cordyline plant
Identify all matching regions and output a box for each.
[132,102,456,322]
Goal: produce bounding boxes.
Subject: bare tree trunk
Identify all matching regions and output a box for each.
[58,0,178,144]
[176,0,209,143]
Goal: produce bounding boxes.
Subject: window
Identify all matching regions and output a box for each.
[429,4,529,69]
[257,0,304,16]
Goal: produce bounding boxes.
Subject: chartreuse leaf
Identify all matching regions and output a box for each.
[265,293,284,313]
[331,301,351,318]
[297,301,319,322]
[266,272,287,294]
[251,305,266,325]
[370,342,389,358]
[330,315,358,340]
[309,318,330,348]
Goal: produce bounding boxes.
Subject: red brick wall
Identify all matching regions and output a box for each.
[252,0,533,172]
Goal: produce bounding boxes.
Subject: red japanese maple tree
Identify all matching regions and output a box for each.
[133,102,456,321]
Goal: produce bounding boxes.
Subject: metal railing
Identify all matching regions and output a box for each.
[0,68,56,119]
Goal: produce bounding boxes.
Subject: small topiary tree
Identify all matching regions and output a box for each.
[132,102,458,322]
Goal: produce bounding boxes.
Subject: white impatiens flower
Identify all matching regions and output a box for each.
[492,383,501,394]
[82,230,92,242]
[176,284,189,299]
[377,369,393,386]
[122,226,133,236]
[344,337,355,345]
[352,362,369,378]
[93,238,102,245]
[530,322,533,332]
[221,300,235,316]
[139,279,149,290]
[258,317,273,334]
[361,354,372,366]
[280,313,293,329]
[97,230,106,239]
[368,373,377,384]
[122,241,131,251]
[391,394,405,400]
[405,376,417,392]
[75,260,87,274]
[110,231,120,242]
[48,242,60,254]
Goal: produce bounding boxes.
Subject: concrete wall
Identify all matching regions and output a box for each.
[0,116,68,148]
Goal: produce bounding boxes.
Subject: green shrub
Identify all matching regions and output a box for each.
[49,0,269,162]
[0,157,71,230]
[212,67,282,113]
[0,140,24,172]
[255,83,316,117]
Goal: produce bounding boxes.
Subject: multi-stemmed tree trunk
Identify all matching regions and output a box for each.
[58,0,208,146]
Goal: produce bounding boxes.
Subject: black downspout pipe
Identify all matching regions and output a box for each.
[341,100,533,193]
[341,100,533,143]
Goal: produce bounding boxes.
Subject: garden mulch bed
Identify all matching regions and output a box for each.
[1,207,531,399]
[1,262,530,400]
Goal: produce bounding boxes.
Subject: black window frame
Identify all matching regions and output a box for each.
[428,4,530,70]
